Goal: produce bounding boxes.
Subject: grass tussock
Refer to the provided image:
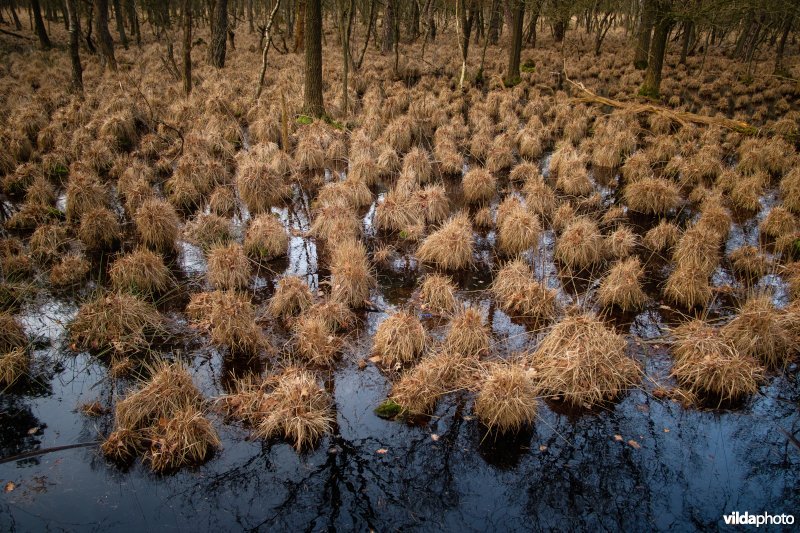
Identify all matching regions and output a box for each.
[373,310,426,367]
[597,257,647,311]
[293,315,341,366]
[110,248,173,297]
[415,184,451,225]
[50,254,91,288]
[0,347,29,387]
[207,243,251,291]
[244,214,289,260]
[416,213,474,270]
[69,292,164,358]
[462,167,496,204]
[134,197,180,254]
[643,220,681,252]
[606,226,638,259]
[444,306,490,357]
[101,361,219,471]
[531,313,639,406]
[268,276,313,319]
[729,245,769,279]
[29,224,70,265]
[623,177,682,215]
[78,208,121,251]
[329,239,376,308]
[760,206,797,239]
[419,274,458,316]
[187,290,266,355]
[491,259,557,324]
[554,217,604,270]
[0,312,26,353]
[184,214,233,251]
[497,203,541,256]
[721,295,797,369]
[474,363,537,434]
[670,320,764,404]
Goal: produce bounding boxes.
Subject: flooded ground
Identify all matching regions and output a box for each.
[2,156,799,531]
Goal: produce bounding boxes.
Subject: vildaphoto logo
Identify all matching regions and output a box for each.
[723,511,795,527]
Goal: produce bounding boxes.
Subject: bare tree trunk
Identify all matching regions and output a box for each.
[477,0,497,81]
[9,0,22,30]
[775,14,793,75]
[457,0,476,90]
[94,0,117,70]
[355,0,375,69]
[255,0,282,100]
[679,19,693,64]
[112,0,128,49]
[338,0,355,115]
[639,1,672,98]
[126,0,140,46]
[294,0,305,52]
[209,0,228,67]
[634,0,654,69]
[31,0,51,49]
[247,0,254,33]
[382,0,395,54]
[504,0,524,86]
[65,0,84,93]
[182,0,192,95]
[303,0,325,117]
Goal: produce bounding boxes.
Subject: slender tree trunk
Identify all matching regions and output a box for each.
[303,0,325,117]
[679,19,693,64]
[31,0,51,49]
[182,0,192,95]
[247,0,254,33]
[9,0,22,30]
[126,0,140,46]
[294,0,305,52]
[639,1,672,98]
[65,0,84,93]
[355,0,376,69]
[504,0,524,86]
[338,0,354,115]
[634,0,655,69]
[209,0,228,67]
[112,0,128,49]
[775,14,793,75]
[94,0,117,70]
[382,0,395,53]
[255,0,282,100]
[477,0,497,80]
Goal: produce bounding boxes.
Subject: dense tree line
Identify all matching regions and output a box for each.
[0,0,797,111]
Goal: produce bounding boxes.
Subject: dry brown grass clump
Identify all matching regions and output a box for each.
[760,206,797,239]
[0,347,29,387]
[29,224,70,265]
[184,213,233,251]
[50,254,91,288]
[110,249,173,297]
[444,306,490,357]
[69,292,163,357]
[779,167,800,213]
[0,252,32,282]
[402,147,433,184]
[462,167,496,204]
[244,214,289,260]
[696,194,732,240]
[419,274,458,315]
[268,276,313,319]
[207,243,251,291]
[555,160,593,197]
[531,313,639,406]
[253,368,334,450]
[623,177,682,215]
[373,310,426,367]
[721,295,797,369]
[65,172,107,224]
[415,184,450,224]
[208,186,237,217]
[597,257,647,312]
[330,239,376,308]
[134,197,180,254]
[374,188,424,233]
[474,363,537,434]
[523,176,557,220]
[643,220,681,253]
[101,361,219,471]
[663,264,713,309]
[293,315,341,367]
[0,313,26,355]
[309,199,362,245]
[416,213,473,270]
[292,292,350,329]
[390,355,449,414]
[497,203,541,256]
[187,290,265,354]
[491,259,557,323]
[729,246,769,279]
[236,145,291,214]
[554,217,604,270]
[606,226,638,259]
[670,320,764,404]
[78,208,122,251]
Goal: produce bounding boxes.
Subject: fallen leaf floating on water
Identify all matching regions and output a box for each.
[430,434,440,442]
[539,445,548,452]
[27,427,39,435]
[376,448,388,455]
[4,482,15,493]
[614,434,623,442]
[628,439,641,449]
